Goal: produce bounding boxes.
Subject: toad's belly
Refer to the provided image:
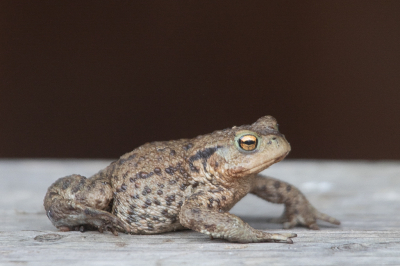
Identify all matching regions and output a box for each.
[115,205,185,234]
[112,192,186,234]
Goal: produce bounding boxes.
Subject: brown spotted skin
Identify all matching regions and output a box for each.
[43,116,340,243]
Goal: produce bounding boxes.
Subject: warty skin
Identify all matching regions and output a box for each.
[44,116,340,243]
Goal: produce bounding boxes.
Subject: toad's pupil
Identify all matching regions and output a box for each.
[239,135,258,151]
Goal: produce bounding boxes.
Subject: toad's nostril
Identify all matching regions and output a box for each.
[272,137,277,141]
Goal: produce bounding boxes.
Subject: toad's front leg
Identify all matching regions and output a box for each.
[251,175,340,230]
[179,192,297,243]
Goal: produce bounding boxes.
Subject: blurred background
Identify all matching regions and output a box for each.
[1,1,399,160]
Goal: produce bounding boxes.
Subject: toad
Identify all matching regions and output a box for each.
[44,116,340,243]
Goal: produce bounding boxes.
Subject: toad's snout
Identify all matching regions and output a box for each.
[265,133,291,153]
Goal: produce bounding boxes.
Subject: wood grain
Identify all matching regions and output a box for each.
[1,160,399,265]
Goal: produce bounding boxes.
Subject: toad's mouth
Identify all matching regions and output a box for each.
[233,151,289,176]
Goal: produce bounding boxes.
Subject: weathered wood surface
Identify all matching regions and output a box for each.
[1,160,399,266]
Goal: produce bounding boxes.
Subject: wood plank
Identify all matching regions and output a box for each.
[1,160,399,265]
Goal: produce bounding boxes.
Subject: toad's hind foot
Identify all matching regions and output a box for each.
[83,208,130,235]
[47,199,130,235]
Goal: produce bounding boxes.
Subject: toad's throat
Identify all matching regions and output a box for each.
[232,151,289,176]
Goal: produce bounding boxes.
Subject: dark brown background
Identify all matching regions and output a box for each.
[1,1,399,159]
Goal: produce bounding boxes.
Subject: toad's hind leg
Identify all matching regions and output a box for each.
[43,174,130,235]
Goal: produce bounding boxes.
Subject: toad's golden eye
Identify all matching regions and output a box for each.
[238,134,258,151]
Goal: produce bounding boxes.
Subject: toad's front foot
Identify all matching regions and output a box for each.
[269,202,341,230]
[251,176,340,230]
[254,231,297,244]
[180,195,298,244]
